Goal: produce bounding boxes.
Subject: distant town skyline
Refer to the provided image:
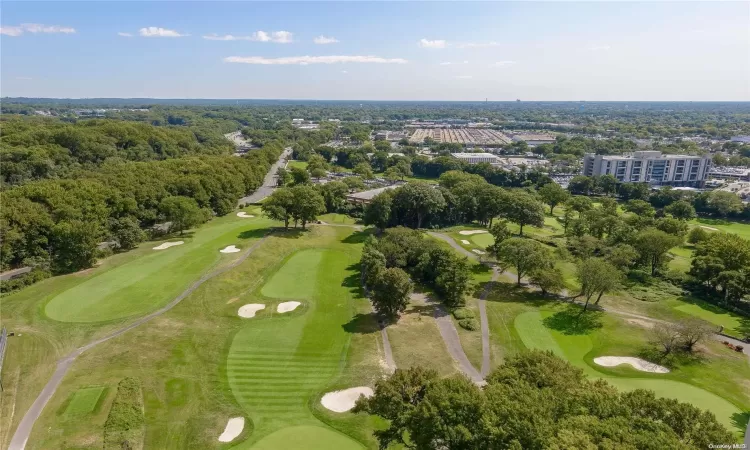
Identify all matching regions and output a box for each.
[1,1,748,101]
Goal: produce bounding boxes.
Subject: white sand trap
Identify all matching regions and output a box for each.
[152,241,184,250]
[594,356,669,373]
[459,230,488,235]
[321,387,373,413]
[472,249,486,255]
[218,417,244,442]
[700,226,718,231]
[277,301,301,313]
[461,239,471,245]
[238,304,265,318]
[220,245,241,253]
[237,212,255,218]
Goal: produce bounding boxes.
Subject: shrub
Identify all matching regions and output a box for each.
[627,269,651,284]
[736,345,744,352]
[453,308,475,320]
[687,227,709,244]
[458,318,480,331]
[663,269,689,286]
[104,378,144,450]
[0,269,51,294]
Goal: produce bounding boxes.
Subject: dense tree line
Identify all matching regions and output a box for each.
[355,351,733,450]
[1,137,284,278]
[361,227,471,318]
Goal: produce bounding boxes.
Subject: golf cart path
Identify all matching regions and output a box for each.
[428,231,501,377]
[7,235,272,450]
[237,147,292,205]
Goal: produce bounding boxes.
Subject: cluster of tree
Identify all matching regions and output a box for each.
[0,116,235,185]
[360,227,471,318]
[354,351,733,450]
[261,184,326,229]
[363,173,548,231]
[1,139,284,276]
[532,135,639,158]
[690,232,750,306]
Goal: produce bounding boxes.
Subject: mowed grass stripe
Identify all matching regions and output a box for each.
[227,245,360,439]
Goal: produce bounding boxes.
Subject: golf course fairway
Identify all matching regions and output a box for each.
[514,310,742,430]
[45,217,267,322]
[228,247,363,448]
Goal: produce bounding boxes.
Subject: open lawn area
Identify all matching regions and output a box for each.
[691,218,750,240]
[318,213,359,225]
[287,160,308,170]
[1,218,385,449]
[670,298,750,338]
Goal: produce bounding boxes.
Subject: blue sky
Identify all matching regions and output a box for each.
[1,1,748,100]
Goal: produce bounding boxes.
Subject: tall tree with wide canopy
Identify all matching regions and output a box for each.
[495,237,551,285]
[538,182,570,214]
[262,187,296,229]
[159,196,206,235]
[290,184,325,229]
[391,182,446,229]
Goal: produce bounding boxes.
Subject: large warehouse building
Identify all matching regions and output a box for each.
[583,151,711,187]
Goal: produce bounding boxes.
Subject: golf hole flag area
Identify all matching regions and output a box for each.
[62,386,106,417]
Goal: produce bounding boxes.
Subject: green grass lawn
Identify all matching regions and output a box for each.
[512,309,744,432]
[260,249,324,300]
[690,218,750,240]
[287,160,308,170]
[45,215,271,323]
[673,301,749,337]
[668,245,693,273]
[318,213,358,225]
[62,386,107,417]
[248,425,362,450]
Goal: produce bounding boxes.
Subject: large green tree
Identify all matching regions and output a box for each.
[632,228,682,275]
[538,182,570,214]
[290,184,326,229]
[363,191,393,231]
[262,188,296,229]
[370,267,413,319]
[495,237,551,285]
[159,196,206,235]
[503,191,545,236]
[576,258,622,311]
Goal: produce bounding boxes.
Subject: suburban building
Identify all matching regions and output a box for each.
[346,185,401,205]
[708,166,750,182]
[582,151,711,187]
[450,152,499,164]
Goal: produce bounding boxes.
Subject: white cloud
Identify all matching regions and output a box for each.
[492,61,517,67]
[1,23,75,36]
[419,38,446,49]
[16,76,33,80]
[224,55,408,65]
[587,45,611,51]
[341,70,348,74]
[455,75,473,79]
[139,27,188,38]
[118,32,133,37]
[314,35,339,44]
[251,30,293,43]
[456,41,501,49]
[440,60,469,66]
[203,34,249,41]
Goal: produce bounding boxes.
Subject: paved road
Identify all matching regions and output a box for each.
[237,147,292,206]
[7,235,272,450]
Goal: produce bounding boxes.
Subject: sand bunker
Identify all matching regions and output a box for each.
[220,245,241,253]
[321,387,373,412]
[237,212,255,218]
[153,241,184,250]
[472,249,486,255]
[593,356,669,373]
[277,301,301,313]
[218,417,244,442]
[238,304,265,318]
[459,230,488,236]
[700,226,718,231]
[461,239,471,245]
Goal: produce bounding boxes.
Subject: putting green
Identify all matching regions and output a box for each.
[228,248,360,446]
[514,311,742,430]
[248,425,362,450]
[470,233,493,248]
[45,218,267,322]
[261,249,323,300]
[63,386,105,416]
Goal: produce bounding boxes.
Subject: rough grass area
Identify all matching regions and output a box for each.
[103,377,144,450]
[318,213,358,225]
[673,301,749,337]
[248,425,363,450]
[63,386,107,417]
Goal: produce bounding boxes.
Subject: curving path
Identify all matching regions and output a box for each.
[7,235,272,450]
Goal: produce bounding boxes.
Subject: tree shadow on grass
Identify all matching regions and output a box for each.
[271,228,308,239]
[479,281,553,308]
[731,411,750,433]
[341,312,380,335]
[543,305,603,335]
[237,228,272,240]
[341,229,373,244]
[471,264,491,276]
[342,264,366,298]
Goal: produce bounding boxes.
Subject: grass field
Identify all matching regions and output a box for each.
[673,301,749,337]
[287,161,308,170]
[318,213,359,225]
[691,218,750,240]
[260,249,323,300]
[62,386,107,417]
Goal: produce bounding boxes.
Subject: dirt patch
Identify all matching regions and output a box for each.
[321,387,373,412]
[593,356,669,373]
[227,297,239,304]
[153,241,184,250]
[218,417,244,442]
[626,318,655,329]
[238,304,265,318]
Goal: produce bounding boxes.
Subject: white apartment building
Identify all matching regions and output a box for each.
[450,152,499,164]
[583,151,711,187]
